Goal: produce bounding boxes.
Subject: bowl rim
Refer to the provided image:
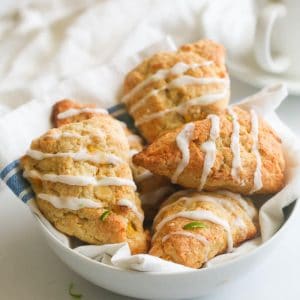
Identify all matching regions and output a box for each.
[35,197,300,277]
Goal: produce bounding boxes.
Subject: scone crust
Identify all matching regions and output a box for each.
[52,99,175,222]
[52,99,106,128]
[133,107,285,195]
[21,116,148,254]
[150,191,258,268]
[123,39,229,142]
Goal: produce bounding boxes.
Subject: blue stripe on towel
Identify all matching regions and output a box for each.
[0,103,139,205]
[0,160,20,179]
[7,169,29,195]
[0,160,32,203]
[108,103,125,114]
[108,104,136,131]
[22,191,35,203]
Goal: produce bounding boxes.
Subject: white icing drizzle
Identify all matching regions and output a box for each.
[162,230,208,245]
[250,109,263,193]
[50,129,105,140]
[198,115,220,190]
[153,193,193,224]
[170,61,213,75]
[177,89,229,111]
[216,190,257,220]
[129,76,229,114]
[163,195,203,214]
[233,217,247,229]
[169,75,229,88]
[129,89,160,114]
[24,170,136,189]
[155,190,254,224]
[135,90,228,126]
[186,194,232,211]
[85,129,106,139]
[153,210,233,252]
[121,61,213,104]
[26,149,123,165]
[134,170,153,183]
[156,193,246,230]
[38,193,102,210]
[50,131,83,139]
[161,189,195,207]
[227,107,242,181]
[171,123,195,183]
[57,108,108,119]
[191,195,246,229]
[118,198,144,222]
[177,90,229,111]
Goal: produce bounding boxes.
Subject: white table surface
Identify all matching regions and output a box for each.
[0,79,299,300]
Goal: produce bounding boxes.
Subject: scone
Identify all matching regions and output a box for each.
[122,39,230,142]
[52,99,108,127]
[133,107,285,195]
[150,190,258,268]
[21,116,149,254]
[125,127,176,222]
[52,99,175,221]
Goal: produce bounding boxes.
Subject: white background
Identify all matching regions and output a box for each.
[0,79,299,300]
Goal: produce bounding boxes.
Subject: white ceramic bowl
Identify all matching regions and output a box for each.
[33,200,299,300]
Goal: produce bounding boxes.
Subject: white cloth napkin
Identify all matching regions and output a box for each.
[0,0,204,114]
[0,0,258,116]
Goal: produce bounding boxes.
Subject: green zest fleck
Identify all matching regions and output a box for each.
[68,283,82,299]
[99,210,111,221]
[227,115,233,121]
[183,221,206,230]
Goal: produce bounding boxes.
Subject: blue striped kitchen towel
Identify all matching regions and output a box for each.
[0,103,135,204]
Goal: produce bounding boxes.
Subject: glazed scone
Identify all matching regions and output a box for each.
[122,39,230,142]
[21,116,149,254]
[52,99,175,222]
[133,107,285,195]
[52,99,108,127]
[150,190,258,268]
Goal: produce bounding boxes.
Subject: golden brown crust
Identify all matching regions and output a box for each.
[133,107,285,195]
[21,116,148,254]
[149,190,258,268]
[52,99,106,128]
[52,99,175,222]
[123,39,229,142]
[179,39,226,68]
